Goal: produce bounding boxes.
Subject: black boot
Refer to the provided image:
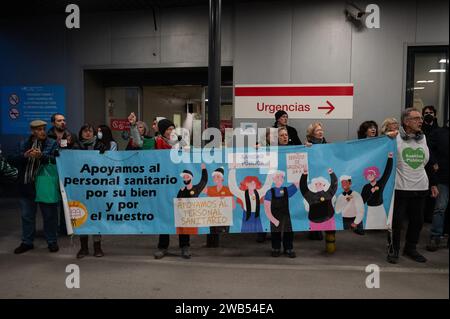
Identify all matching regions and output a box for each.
[93,241,104,257]
[14,243,34,254]
[387,249,399,264]
[76,236,89,259]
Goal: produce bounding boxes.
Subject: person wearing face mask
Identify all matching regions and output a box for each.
[422,106,440,224]
[96,125,118,151]
[153,119,199,259]
[357,121,379,139]
[422,106,439,137]
[154,119,180,149]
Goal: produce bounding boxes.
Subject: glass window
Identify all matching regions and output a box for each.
[406,45,449,127]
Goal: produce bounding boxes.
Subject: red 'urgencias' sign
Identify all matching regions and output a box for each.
[234,84,354,119]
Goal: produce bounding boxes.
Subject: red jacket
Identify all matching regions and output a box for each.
[155,136,172,150]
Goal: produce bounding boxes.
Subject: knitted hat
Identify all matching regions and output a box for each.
[275,110,288,121]
[180,170,193,178]
[157,119,175,136]
[212,167,224,177]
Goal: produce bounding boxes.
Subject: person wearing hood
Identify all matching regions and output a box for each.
[273,110,302,145]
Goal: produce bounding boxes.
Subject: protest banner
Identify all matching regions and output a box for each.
[56,136,396,235]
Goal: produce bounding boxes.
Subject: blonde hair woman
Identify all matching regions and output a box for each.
[306,122,327,144]
[381,118,399,137]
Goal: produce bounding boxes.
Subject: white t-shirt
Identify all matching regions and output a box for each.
[395,134,429,191]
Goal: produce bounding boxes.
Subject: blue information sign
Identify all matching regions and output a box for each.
[1,85,65,134]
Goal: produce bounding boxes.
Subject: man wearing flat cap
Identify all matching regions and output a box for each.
[273,110,302,145]
[13,120,59,254]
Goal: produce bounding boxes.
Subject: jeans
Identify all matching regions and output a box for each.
[431,184,449,239]
[19,197,58,246]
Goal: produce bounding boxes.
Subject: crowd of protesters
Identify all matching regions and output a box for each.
[0,105,448,264]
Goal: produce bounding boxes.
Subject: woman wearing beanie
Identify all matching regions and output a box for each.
[152,118,192,259]
[273,110,302,145]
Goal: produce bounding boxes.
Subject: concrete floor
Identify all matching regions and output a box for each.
[0,198,448,299]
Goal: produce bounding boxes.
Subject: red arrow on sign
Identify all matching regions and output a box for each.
[318,100,335,115]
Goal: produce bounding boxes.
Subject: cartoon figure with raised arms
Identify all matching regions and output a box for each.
[177,163,208,235]
[300,168,338,231]
[228,168,272,232]
[361,152,393,229]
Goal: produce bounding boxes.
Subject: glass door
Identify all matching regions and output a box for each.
[105,87,142,150]
[406,45,449,126]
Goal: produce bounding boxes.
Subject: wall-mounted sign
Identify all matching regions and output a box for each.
[1,85,65,135]
[234,84,353,119]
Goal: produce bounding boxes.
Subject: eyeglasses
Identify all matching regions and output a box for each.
[423,112,434,115]
[408,116,423,121]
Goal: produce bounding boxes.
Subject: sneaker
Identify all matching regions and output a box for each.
[271,249,281,257]
[154,248,168,259]
[181,247,191,259]
[14,243,34,254]
[353,228,365,236]
[48,243,59,253]
[426,237,440,252]
[403,249,427,263]
[386,250,399,264]
[284,249,296,258]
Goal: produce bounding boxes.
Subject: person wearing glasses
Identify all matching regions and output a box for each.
[386,108,439,264]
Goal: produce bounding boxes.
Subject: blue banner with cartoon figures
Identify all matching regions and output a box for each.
[56,136,397,235]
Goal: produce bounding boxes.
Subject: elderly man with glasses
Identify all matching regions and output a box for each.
[386,108,439,264]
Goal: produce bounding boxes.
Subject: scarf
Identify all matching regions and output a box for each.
[80,136,97,149]
[24,139,42,185]
[244,189,260,221]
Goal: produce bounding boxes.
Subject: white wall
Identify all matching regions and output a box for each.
[233,0,449,142]
[0,0,448,151]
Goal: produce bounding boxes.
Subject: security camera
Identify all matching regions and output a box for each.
[345,2,365,21]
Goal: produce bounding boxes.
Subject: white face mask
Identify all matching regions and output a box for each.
[97,132,103,140]
[170,132,179,142]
